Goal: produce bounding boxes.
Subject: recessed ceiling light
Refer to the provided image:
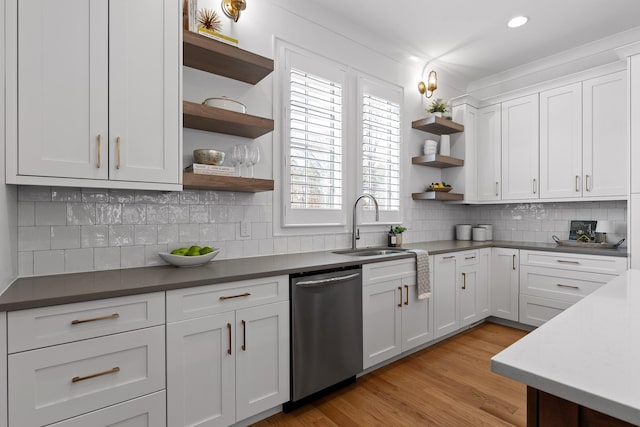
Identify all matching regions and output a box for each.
[507,16,529,28]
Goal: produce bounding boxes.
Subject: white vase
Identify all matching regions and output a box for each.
[439,135,450,156]
[433,112,442,117]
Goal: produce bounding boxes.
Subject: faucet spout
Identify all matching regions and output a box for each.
[352,194,380,250]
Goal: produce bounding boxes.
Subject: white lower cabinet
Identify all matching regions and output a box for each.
[362,258,432,370]
[434,249,491,339]
[518,250,625,326]
[166,276,289,427]
[490,248,520,321]
[0,313,6,427]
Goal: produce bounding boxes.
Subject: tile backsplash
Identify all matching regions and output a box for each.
[16,186,627,277]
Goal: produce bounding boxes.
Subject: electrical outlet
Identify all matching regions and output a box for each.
[240,220,250,237]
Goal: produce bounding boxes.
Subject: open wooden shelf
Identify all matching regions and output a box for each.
[411,116,464,135]
[412,154,464,168]
[412,191,464,201]
[183,30,274,84]
[183,101,274,138]
[183,173,274,192]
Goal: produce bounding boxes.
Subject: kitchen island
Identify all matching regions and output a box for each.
[491,269,640,426]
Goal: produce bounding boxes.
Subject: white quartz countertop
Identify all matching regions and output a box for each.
[491,269,640,425]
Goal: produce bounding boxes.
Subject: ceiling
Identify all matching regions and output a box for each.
[276,0,640,85]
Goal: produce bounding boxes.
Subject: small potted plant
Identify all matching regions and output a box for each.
[427,99,448,117]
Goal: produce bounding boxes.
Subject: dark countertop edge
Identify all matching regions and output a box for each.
[0,240,627,312]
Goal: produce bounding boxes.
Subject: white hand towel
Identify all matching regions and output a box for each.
[408,249,431,299]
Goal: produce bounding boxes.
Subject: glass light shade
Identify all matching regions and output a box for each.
[596,220,613,234]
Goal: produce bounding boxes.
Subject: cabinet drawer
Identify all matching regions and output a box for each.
[9,326,165,427]
[520,266,615,303]
[519,294,572,327]
[459,250,480,266]
[363,258,416,287]
[167,275,288,322]
[519,250,627,274]
[8,292,165,353]
[47,391,166,427]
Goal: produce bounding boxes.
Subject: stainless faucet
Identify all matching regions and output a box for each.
[352,194,380,249]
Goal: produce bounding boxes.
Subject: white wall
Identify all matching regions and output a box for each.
[0,0,18,291]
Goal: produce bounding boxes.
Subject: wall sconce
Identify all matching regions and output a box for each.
[418,70,438,98]
[221,0,246,22]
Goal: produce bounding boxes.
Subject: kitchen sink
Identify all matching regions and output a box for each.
[332,248,409,257]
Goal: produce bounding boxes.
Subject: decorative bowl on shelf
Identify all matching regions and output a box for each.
[193,149,225,165]
[158,249,220,267]
[202,96,247,113]
[427,186,453,193]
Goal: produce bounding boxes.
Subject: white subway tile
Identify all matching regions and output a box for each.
[81,225,109,247]
[122,204,146,224]
[312,235,325,251]
[273,237,287,254]
[51,188,81,202]
[287,236,301,253]
[608,208,625,221]
[94,247,121,270]
[67,203,96,225]
[35,202,67,225]
[218,224,236,241]
[244,205,261,222]
[34,250,65,275]
[258,239,274,255]
[179,224,200,242]
[65,248,94,272]
[168,205,190,223]
[189,205,209,223]
[209,206,228,223]
[218,192,236,204]
[243,240,260,257]
[227,206,243,222]
[144,245,167,266]
[200,224,218,241]
[18,226,51,251]
[200,191,220,204]
[158,224,180,244]
[226,240,243,258]
[109,190,136,203]
[146,205,169,224]
[18,251,34,276]
[51,226,81,249]
[300,236,312,252]
[251,223,267,240]
[18,186,51,202]
[109,225,135,246]
[180,191,201,204]
[18,202,35,226]
[135,225,158,245]
[97,203,123,224]
[120,246,145,268]
[81,188,109,203]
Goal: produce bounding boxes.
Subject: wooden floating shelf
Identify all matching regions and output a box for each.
[412,154,464,168]
[183,173,274,193]
[183,30,274,84]
[183,101,274,138]
[412,191,464,201]
[411,116,464,135]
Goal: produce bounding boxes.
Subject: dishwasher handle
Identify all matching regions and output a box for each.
[295,272,361,288]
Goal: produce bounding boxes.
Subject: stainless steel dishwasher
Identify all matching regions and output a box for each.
[287,266,363,410]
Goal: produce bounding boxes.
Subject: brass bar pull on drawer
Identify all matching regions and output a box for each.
[397,287,402,307]
[219,292,251,300]
[242,320,247,351]
[576,175,580,192]
[404,285,409,306]
[586,175,591,192]
[227,322,232,355]
[72,367,120,383]
[71,313,120,325]
[96,134,101,168]
[557,260,580,265]
[557,283,580,290]
[512,254,517,270]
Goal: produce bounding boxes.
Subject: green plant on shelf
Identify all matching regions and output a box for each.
[427,99,448,113]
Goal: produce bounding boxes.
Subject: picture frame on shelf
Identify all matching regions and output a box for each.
[183,0,238,45]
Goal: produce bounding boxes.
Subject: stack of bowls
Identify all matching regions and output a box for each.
[424,140,438,156]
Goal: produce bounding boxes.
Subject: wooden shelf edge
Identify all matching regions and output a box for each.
[412,154,464,168]
[183,173,274,192]
[411,116,464,135]
[183,30,274,84]
[412,192,464,201]
[183,101,274,138]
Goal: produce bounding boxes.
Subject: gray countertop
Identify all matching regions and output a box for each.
[0,240,627,312]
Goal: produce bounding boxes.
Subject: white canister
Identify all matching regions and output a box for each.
[456,224,472,241]
[439,135,451,156]
[472,227,487,242]
[478,224,493,240]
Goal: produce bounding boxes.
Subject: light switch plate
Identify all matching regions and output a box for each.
[240,220,250,237]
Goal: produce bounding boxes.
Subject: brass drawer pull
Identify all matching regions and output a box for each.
[575,175,580,192]
[586,174,591,192]
[462,272,467,290]
[557,260,580,265]
[242,319,247,351]
[404,285,409,306]
[397,287,402,307]
[512,254,517,270]
[71,313,120,325]
[227,322,232,355]
[219,292,251,300]
[557,283,580,290]
[96,134,102,168]
[72,366,120,383]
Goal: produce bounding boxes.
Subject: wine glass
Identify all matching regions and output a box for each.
[246,143,260,178]
[231,145,247,177]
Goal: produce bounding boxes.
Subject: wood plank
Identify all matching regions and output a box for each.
[183,30,273,84]
[412,191,464,201]
[411,116,464,135]
[182,173,274,192]
[412,154,464,168]
[183,101,274,138]
[254,322,528,427]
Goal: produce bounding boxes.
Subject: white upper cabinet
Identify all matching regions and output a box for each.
[582,71,627,197]
[8,0,181,190]
[476,104,502,201]
[539,83,583,199]
[501,94,540,200]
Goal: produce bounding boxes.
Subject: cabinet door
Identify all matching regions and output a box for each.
[0,313,6,427]
[400,276,432,352]
[583,71,627,197]
[540,83,582,199]
[459,264,479,327]
[502,94,539,200]
[167,313,235,427]
[433,254,459,339]
[235,302,289,421]
[109,0,180,184]
[476,248,491,319]
[363,280,402,369]
[632,56,640,194]
[477,104,502,201]
[17,0,108,180]
[491,248,519,322]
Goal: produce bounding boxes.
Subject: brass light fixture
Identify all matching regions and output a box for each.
[418,70,438,98]
[221,0,246,22]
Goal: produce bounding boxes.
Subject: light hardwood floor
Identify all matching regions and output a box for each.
[254,322,528,427]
